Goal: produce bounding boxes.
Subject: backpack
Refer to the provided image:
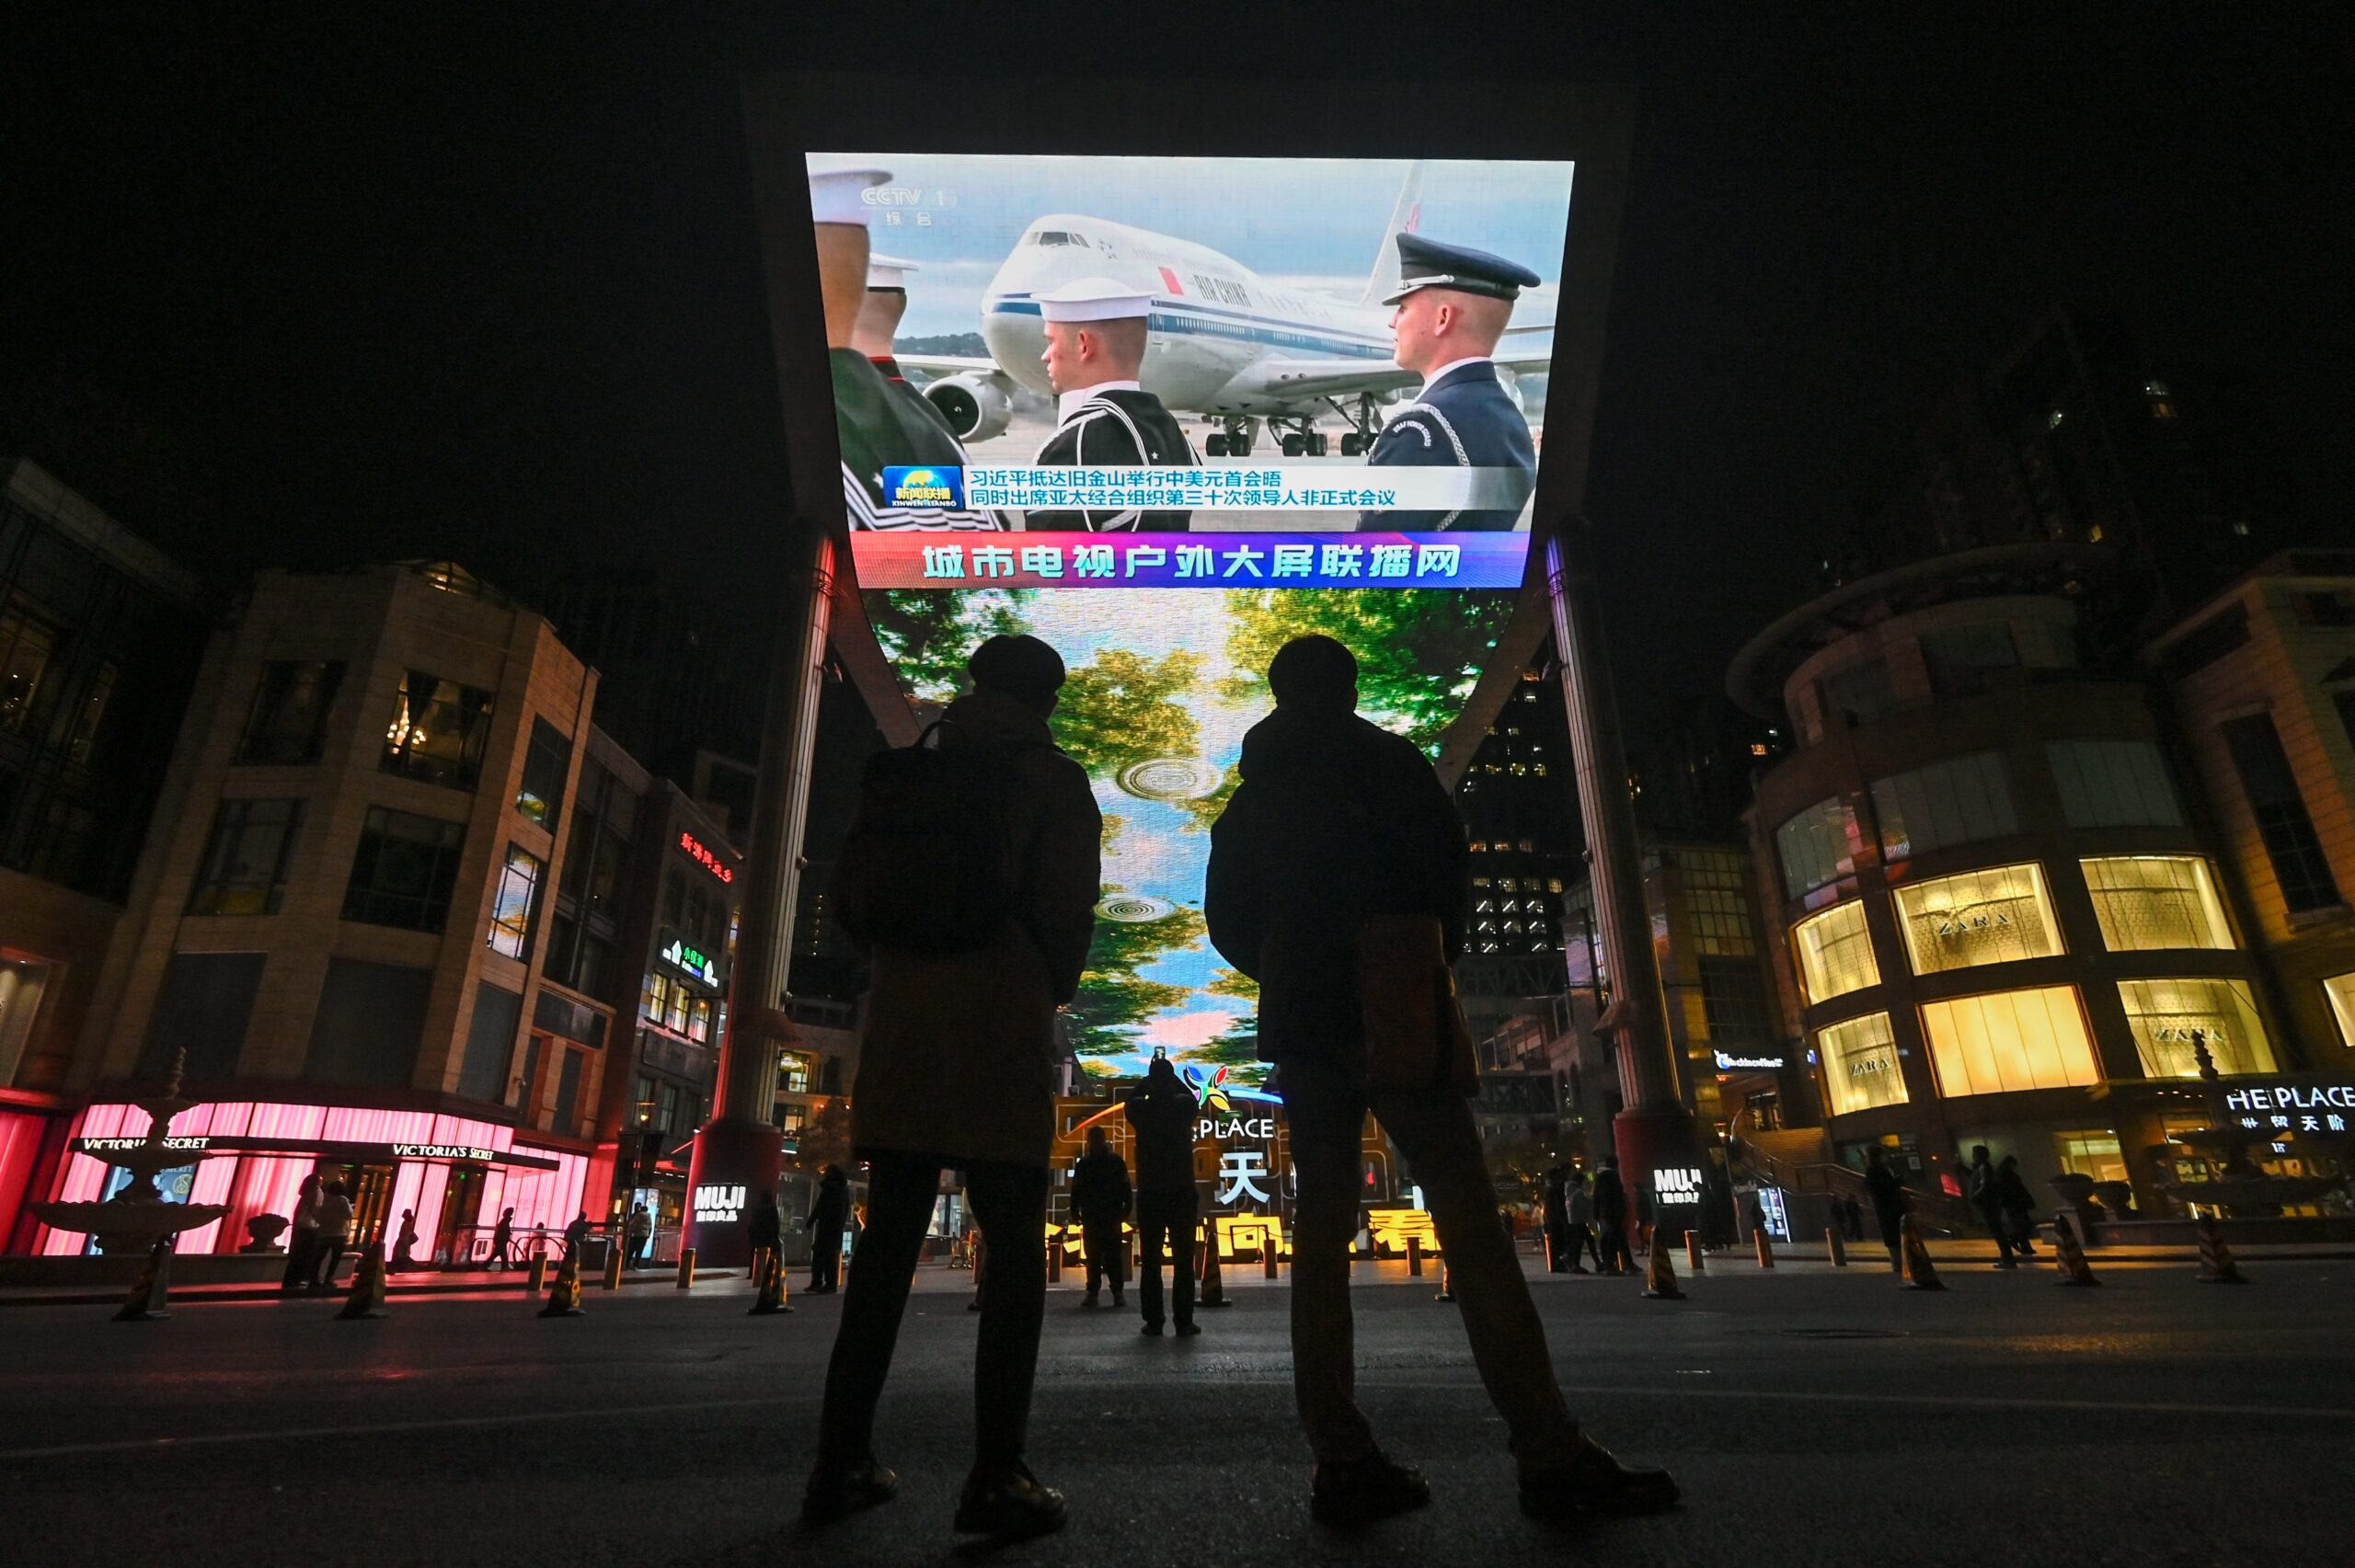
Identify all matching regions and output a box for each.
[832,720,1028,955]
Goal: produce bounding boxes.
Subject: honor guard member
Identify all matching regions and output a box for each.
[812,167,1004,532]
[855,252,959,440]
[1027,277,1199,532]
[1355,233,1542,532]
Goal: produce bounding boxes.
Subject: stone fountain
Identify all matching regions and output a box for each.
[29,1051,232,1255]
[2152,1035,2346,1219]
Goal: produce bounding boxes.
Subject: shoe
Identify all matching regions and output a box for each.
[802,1459,898,1524]
[1519,1436,1680,1519]
[1568,1265,1590,1274]
[1175,1321,1200,1336]
[1994,1260,2018,1270]
[1310,1449,1430,1526]
[954,1462,1066,1539]
[1141,1322,1163,1336]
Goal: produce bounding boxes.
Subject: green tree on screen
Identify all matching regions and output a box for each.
[1064,903,1208,1058]
[867,588,1036,704]
[1219,588,1516,749]
[1051,648,1204,781]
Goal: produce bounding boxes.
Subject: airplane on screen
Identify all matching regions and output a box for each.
[899,161,1556,458]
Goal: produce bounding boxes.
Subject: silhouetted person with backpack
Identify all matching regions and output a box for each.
[1125,1054,1200,1335]
[807,635,1100,1542]
[1205,635,1675,1526]
[1071,1127,1131,1309]
[1590,1156,1633,1275]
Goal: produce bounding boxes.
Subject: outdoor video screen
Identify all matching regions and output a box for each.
[806,153,1576,1083]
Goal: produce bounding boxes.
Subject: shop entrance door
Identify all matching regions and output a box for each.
[319,1162,397,1248]
[436,1165,486,1265]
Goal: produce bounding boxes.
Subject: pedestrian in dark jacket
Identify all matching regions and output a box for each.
[807,635,1099,1541]
[1967,1145,2018,1268]
[280,1173,322,1293]
[1862,1147,1907,1273]
[563,1210,590,1263]
[750,1189,784,1265]
[1541,1164,1571,1272]
[1996,1155,2038,1257]
[809,1166,850,1293]
[1590,1157,1634,1275]
[1204,635,1674,1526]
[1124,1055,1200,1335]
[488,1205,515,1271]
[1070,1129,1131,1309]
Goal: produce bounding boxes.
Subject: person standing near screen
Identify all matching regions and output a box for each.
[811,167,1005,532]
[855,252,960,440]
[1026,278,1197,532]
[1354,233,1541,532]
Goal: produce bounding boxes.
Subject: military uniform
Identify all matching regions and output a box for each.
[1023,277,1198,532]
[832,347,1005,532]
[1355,235,1542,532]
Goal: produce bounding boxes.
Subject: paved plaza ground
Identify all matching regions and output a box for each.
[4,1252,2349,1567]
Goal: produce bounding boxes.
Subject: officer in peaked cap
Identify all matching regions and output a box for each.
[1354,233,1543,532]
[811,167,1003,532]
[1026,277,1198,532]
[855,253,959,439]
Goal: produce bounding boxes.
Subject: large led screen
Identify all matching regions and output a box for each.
[806,154,1575,1083]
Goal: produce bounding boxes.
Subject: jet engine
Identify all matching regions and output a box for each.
[923,374,1013,443]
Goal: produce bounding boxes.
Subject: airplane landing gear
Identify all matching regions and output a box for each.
[1271,417,1328,458]
[1331,394,1383,457]
[1203,417,1259,459]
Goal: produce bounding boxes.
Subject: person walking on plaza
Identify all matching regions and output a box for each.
[1996,1155,2039,1258]
[488,1206,515,1271]
[1205,634,1676,1525]
[391,1207,420,1272]
[563,1209,590,1264]
[280,1173,322,1294]
[626,1202,653,1269]
[1590,1156,1634,1276]
[1125,1054,1200,1336]
[1541,1164,1571,1272]
[1968,1146,2018,1267]
[1565,1167,1602,1272]
[810,1165,850,1294]
[309,1179,354,1291]
[749,1187,784,1276]
[806,635,1101,1540]
[1071,1127,1132,1310]
[1863,1147,1907,1273]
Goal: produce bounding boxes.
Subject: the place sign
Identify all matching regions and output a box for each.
[1194,1114,1277,1142]
[1714,1050,1786,1070]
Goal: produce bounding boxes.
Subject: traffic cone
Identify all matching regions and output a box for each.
[1642,1225,1685,1300]
[1899,1215,1946,1291]
[2195,1212,2246,1284]
[1753,1228,1775,1269]
[749,1243,794,1314]
[539,1253,585,1317]
[2050,1216,2100,1288]
[113,1237,173,1322]
[1685,1230,1706,1275]
[1197,1219,1231,1309]
[1826,1227,1848,1268]
[337,1242,390,1320]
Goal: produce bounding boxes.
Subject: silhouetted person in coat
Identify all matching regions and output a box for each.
[1124,1055,1200,1335]
[1863,1147,1907,1273]
[1590,1157,1633,1275]
[810,1166,850,1293]
[1071,1128,1131,1308]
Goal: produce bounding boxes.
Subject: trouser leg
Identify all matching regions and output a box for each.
[1373,1084,1579,1472]
[1281,1063,1378,1463]
[1168,1195,1196,1326]
[968,1160,1050,1471]
[814,1154,938,1469]
[1138,1208,1166,1326]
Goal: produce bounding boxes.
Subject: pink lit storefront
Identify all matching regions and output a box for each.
[33,1100,590,1264]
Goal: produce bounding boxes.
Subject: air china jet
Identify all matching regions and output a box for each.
[902,161,1555,458]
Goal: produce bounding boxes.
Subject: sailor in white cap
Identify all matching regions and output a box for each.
[855,253,958,438]
[810,167,1003,532]
[1026,277,1198,532]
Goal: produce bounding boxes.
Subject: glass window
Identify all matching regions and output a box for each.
[1818,657,1899,729]
[1871,751,2017,860]
[1893,863,2062,974]
[684,996,714,1044]
[2051,1129,2127,1187]
[1775,796,1864,899]
[2047,739,2184,829]
[1920,622,2019,697]
[187,797,305,915]
[516,718,570,828]
[779,1053,812,1094]
[381,670,495,790]
[0,956,54,1091]
[1818,1013,1907,1115]
[488,842,546,960]
[236,660,345,764]
[342,807,466,933]
[2219,713,2342,913]
[1922,986,2100,1096]
[1792,900,1880,1004]
[2081,856,2234,951]
[0,604,61,736]
[63,660,116,764]
[2118,978,2277,1079]
[2325,972,2355,1047]
[1697,956,1772,1043]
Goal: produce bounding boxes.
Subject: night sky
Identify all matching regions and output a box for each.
[5,8,2346,727]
